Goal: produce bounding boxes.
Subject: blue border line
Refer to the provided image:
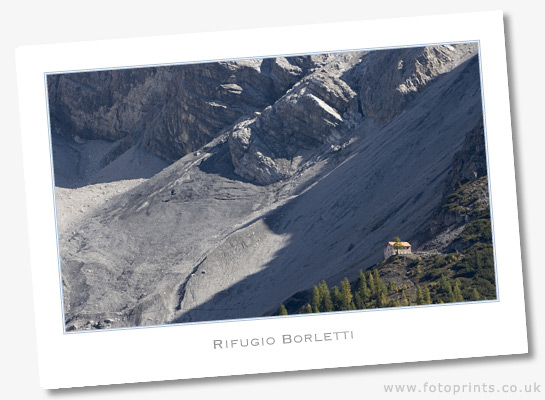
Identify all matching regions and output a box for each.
[43,73,68,335]
[476,41,501,302]
[42,40,499,335]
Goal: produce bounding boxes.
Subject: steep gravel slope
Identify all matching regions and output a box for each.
[177,55,483,322]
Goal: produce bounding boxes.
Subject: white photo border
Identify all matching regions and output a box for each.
[16,11,527,389]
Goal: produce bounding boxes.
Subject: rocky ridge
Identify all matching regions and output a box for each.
[48,55,343,184]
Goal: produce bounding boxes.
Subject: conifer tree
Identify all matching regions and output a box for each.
[416,286,424,305]
[354,292,365,310]
[367,271,375,296]
[340,277,354,310]
[379,292,388,308]
[401,289,409,306]
[453,279,464,302]
[388,281,397,294]
[372,269,387,298]
[373,269,382,295]
[279,304,288,315]
[470,288,481,301]
[439,274,453,302]
[424,286,432,305]
[438,274,447,289]
[300,303,312,314]
[331,286,342,311]
[319,280,334,312]
[356,270,371,303]
[311,285,322,313]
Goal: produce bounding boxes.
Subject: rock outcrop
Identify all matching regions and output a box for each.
[347,43,479,124]
[422,119,489,243]
[47,56,317,166]
[228,44,478,185]
[227,69,362,184]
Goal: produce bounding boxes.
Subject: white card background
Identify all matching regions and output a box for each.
[4,2,542,399]
[15,10,526,389]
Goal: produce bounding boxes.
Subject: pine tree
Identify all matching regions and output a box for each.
[356,270,371,303]
[373,269,382,295]
[470,288,481,301]
[372,269,387,298]
[311,285,322,313]
[388,281,397,294]
[424,286,432,305]
[300,303,312,314]
[354,292,365,309]
[439,274,453,302]
[367,271,375,296]
[279,304,288,315]
[438,274,447,289]
[416,286,424,305]
[453,279,464,303]
[330,286,342,311]
[318,280,334,312]
[401,289,409,306]
[340,277,354,310]
[379,292,388,308]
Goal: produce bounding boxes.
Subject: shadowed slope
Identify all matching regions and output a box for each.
[174,55,483,323]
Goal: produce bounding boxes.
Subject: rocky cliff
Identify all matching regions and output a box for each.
[48,55,341,186]
[49,43,487,330]
[227,43,478,185]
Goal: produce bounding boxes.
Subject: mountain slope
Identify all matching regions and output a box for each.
[51,44,486,330]
[278,171,493,315]
[177,54,484,323]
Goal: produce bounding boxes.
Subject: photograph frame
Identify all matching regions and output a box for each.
[16,10,527,389]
